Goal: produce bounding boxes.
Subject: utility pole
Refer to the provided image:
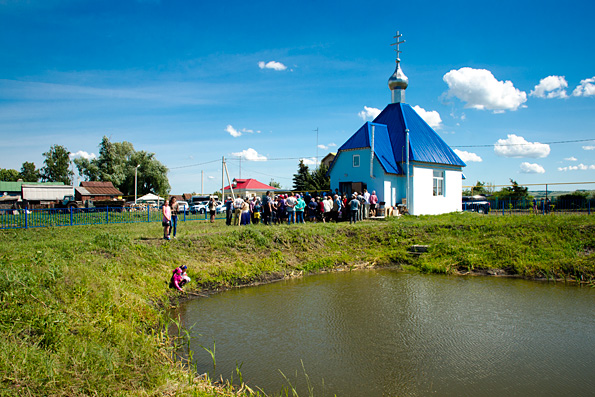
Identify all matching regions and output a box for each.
[201,170,204,195]
[314,127,319,169]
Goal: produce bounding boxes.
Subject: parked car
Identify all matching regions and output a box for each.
[176,201,189,214]
[462,196,490,214]
[190,201,208,214]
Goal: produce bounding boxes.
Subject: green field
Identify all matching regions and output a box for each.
[1,213,594,396]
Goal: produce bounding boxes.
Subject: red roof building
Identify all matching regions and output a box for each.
[75,181,124,201]
[222,178,277,198]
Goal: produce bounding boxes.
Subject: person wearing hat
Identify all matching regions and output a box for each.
[349,193,360,224]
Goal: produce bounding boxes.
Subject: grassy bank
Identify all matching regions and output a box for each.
[1,213,594,395]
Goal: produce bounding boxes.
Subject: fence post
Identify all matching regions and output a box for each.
[106,206,109,224]
[147,206,150,223]
[70,206,73,226]
[25,207,28,229]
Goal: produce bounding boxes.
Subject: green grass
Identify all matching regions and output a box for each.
[1,213,594,395]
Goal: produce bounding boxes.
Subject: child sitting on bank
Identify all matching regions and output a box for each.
[170,265,190,292]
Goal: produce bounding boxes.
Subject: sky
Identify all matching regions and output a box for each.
[1,0,594,195]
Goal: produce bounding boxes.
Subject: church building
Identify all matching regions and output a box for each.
[328,32,466,215]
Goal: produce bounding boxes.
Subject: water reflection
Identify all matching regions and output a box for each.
[175,271,595,396]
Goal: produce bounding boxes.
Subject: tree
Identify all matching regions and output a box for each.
[269,179,282,189]
[292,161,330,192]
[463,181,496,196]
[75,136,170,197]
[0,168,20,181]
[494,179,529,200]
[292,160,312,191]
[19,162,40,182]
[41,145,73,184]
[309,163,330,191]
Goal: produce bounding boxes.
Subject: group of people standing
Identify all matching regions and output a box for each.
[160,189,380,238]
[224,189,379,226]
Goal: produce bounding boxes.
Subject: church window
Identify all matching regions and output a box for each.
[353,155,360,167]
[433,170,444,196]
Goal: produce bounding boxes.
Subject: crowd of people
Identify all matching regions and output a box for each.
[223,189,379,226]
[160,189,381,240]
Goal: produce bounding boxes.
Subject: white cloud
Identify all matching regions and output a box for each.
[207,175,215,180]
[318,144,328,150]
[226,125,242,138]
[358,106,381,121]
[564,157,577,161]
[530,75,568,99]
[520,162,545,174]
[494,134,550,158]
[328,143,337,147]
[558,163,595,171]
[454,149,482,163]
[300,157,317,166]
[258,61,287,71]
[69,150,96,160]
[572,77,595,97]
[225,125,259,138]
[231,148,267,161]
[583,145,595,150]
[412,105,443,129]
[443,67,527,112]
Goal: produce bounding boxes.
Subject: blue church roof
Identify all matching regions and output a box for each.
[333,103,465,175]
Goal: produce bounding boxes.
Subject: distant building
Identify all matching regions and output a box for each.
[320,153,336,169]
[0,181,64,197]
[170,193,193,202]
[328,32,465,215]
[222,178,277,198]
[75,181,123,202]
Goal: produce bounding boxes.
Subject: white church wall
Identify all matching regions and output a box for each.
[411,165,462,215]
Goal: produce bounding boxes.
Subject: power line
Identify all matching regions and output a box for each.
[237,165,293,180]
[168,159,220,170]
[453,138,595,148]
[168,138,595,169]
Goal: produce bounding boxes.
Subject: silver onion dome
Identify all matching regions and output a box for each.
[388,61,408,90]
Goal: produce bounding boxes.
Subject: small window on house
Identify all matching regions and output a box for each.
[353,155,360,167]
[433,170,444,196]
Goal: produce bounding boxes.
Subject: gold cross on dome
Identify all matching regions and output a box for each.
[391,31,405,62]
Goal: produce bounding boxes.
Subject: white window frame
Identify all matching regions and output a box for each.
[353,154,360,167]
[433,170,444,196]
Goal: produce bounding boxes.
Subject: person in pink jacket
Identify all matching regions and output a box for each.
[162,200,171,240]
[369,191,378,217]
[170,265,189,292]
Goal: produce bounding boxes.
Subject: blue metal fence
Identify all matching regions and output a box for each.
[484,198,593,215]
[0,206,226,230]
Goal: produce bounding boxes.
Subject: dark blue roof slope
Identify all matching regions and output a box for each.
[336,122,402,174]
[332,103,465,176]
[373,103,466,167]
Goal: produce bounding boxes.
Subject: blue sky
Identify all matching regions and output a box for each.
[1,0,594,194]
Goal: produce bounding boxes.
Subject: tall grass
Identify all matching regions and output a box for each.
[0,213,593,395]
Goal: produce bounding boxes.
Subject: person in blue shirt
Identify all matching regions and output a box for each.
[349,194,360,224]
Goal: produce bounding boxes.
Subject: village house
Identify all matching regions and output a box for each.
[222,178,277,198]
[75,181,124,202]
[328,32,465,216]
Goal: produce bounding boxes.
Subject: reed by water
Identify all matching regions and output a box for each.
[1,213,593,395]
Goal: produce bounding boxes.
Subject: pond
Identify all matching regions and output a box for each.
[173,270,595,396]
